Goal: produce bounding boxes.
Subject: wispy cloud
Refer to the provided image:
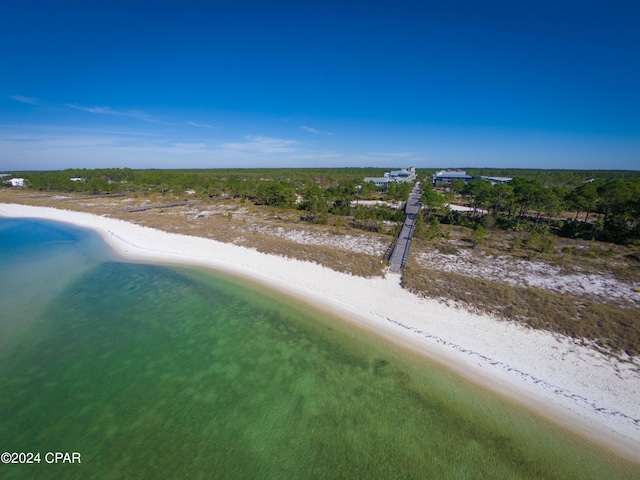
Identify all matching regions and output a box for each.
[389,152,416,158]
[221,136,298,154]
[290,152,343,160]
[10,95,40,105]
[11,96,201,129]
[186,121,216,129]
[0,124,364,169]
[366,151,417,158]
[300,125,334,136]
[65,103,165,124]
[66,104,112,115]
[0,128,220,170]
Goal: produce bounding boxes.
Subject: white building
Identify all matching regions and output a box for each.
[7,178,25,187]
[481,176,512,185]
[364,166,417,188]
[432,170,512,187]
[432,170,473,186]
[363,175,391,187]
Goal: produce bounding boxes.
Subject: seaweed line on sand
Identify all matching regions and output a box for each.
[384,316,640,430]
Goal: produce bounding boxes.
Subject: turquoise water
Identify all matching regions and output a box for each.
[0,218,113,353]
[0,218,638,479]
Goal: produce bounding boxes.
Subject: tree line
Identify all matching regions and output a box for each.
[5,167,639,244]
[4,168,411,230]
[423,176,640,244]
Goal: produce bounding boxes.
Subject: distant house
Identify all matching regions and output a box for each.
[69,177,85,182]
[7,178,25,187]
[364,166,417,188]
[481,176,512,185]
[432,170,473,186]
[363,176,391,187]
[432,170,512,188]
[388,168,416,182]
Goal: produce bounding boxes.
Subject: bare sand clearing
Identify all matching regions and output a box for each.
[2,203,639,461]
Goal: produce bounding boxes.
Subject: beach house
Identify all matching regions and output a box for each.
[364,166,417,188]
[432,170,512,188]
[7,178,26,187]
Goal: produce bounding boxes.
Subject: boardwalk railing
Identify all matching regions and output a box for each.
[388,187,422,273]
[399,217,416,268]
[383,238,397,262]
[116,200,202,213]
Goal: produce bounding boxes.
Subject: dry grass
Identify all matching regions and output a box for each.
[415,223,640,299]
[0,189,143,214]
[0,189,388,277]
[408,223,640,358]
[402,259,640,359]
[115,207,386,277]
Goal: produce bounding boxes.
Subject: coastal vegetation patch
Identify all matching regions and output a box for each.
[402,259,640,360]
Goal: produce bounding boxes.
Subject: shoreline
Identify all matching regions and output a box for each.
[1,203,639,462]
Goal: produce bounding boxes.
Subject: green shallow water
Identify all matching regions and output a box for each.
[1,219,638,479]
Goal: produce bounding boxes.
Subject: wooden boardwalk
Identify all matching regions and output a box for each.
[116,200,202,213]
[388,185,422,273]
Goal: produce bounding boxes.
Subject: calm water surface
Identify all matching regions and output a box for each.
[0,218,637,479]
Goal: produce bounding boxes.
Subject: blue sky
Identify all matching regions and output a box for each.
[1,0,639,170]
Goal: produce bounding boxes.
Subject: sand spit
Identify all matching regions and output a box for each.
[1,203,638,461]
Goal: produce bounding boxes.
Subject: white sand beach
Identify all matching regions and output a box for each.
[2,203,639,461]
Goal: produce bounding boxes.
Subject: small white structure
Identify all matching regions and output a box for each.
[433,170,512,187]
[388,167,416,183]
[7,178,25,187]
[363,175,391,187]
[69,177,85,182]
[432,170,473,186]
[482,176,512,185]
[364,166,417,187]
[446,204,489,215]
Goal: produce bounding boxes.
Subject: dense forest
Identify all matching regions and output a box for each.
[423,174,640,245]
[443,168,640,187]
[3,167,640,244]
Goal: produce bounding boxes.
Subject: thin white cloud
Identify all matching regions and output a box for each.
[0,124,161,139]
[221,136,298,154]
[10,95,40,105]
[186,121,216,129]
[0,130,304,169]
[66,104,116,115]
[65,103,165,124]
[290,152,343,160]
[0,125,403,169]
[366,151,417,158]
[301,125,334,136]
